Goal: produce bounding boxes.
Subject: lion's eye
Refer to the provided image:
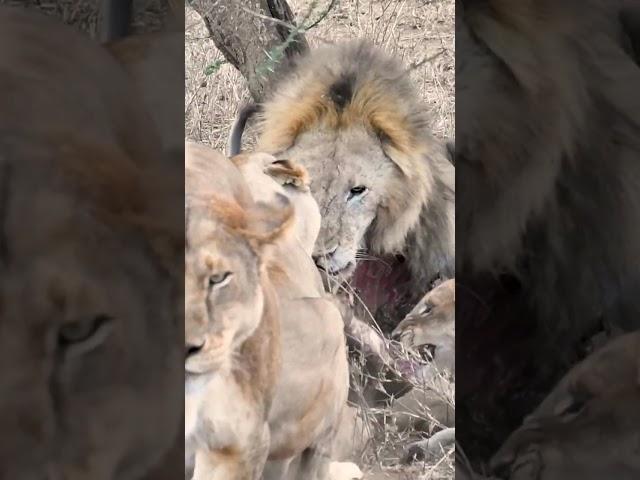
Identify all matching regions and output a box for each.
[553,391,591,419]
[348,185,368,200]
[418,304,433,316]
[209,272,232,288]
[58,315,113,355]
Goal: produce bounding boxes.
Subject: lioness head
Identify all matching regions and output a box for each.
[185,144,293,378]
[258,41,444,278]
[490,332,640,479]
[232,152,321,257]
[392,278,455,352]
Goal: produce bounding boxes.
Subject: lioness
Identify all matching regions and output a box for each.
[185,143,289,480]
[392,279,455,377]
[231,152,323,295]
[0,7,182,479]
[186,145,350,480]
[490,332,640,479]
[231,152,350,480]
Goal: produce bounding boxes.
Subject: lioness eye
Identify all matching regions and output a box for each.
[348,185,368,200]
[209,272,232,288]
[58,315,113,355]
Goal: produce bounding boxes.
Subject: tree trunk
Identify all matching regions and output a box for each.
[189,0,308,102]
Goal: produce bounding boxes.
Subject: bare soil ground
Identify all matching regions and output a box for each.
[185,1,455,479]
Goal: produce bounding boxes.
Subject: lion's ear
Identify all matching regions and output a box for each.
[244,193,295,253]
[621,6,640,65]
[264,159,310,191]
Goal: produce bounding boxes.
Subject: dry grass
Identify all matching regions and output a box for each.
[185,0,454,150]
[185,1,455,479]
[346,336,455,479]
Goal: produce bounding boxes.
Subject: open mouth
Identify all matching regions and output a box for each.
[328,262,356,277]
[315,261,357,289]
[314,260,355,276]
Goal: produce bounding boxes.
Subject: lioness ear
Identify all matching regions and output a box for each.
[244,193,295,252]
[264,159,310,191]
[621,6,640,65]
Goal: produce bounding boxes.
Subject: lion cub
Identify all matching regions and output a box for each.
[232,152,350,480]
[185,143,292,480]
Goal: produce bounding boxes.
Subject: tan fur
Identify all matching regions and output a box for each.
[0,8,183,479]
[107,31,183,156]
[185,143,288,480]
[232,151,350,480]
[259,79,425,160]
[392,279,455,377]
[391,387,455,433]
[256,41,454,288]
[265,161,311,191]
[185,145,349,480]
[458,0,640,343]
[491,332,640,479]
[455,3,640,468]
[231,152,323,289]
[331,406,371,464]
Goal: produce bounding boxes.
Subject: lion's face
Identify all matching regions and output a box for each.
[280,126,398,277]
[0,187,181,480]
[185,214,265,377]
[491,332,640,479]
[392,279,455,350]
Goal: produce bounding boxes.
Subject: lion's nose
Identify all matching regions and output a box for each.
[313,245,338,265]
[185,341,204,359]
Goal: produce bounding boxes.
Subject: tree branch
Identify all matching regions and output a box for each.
[189,0,309,102]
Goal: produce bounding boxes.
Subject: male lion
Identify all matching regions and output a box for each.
[0,7,182,479]
[456,0,640,462]
[232,41,455,327]
[107,31,184,157]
